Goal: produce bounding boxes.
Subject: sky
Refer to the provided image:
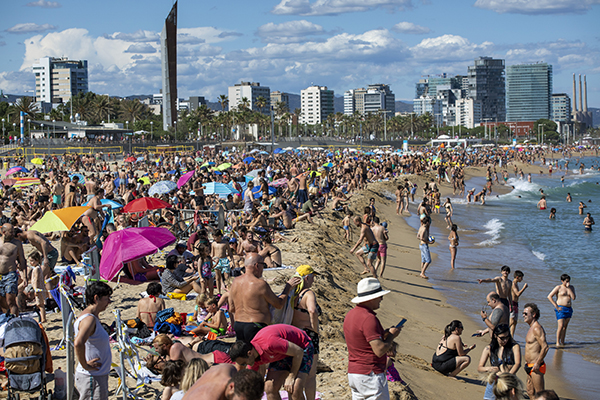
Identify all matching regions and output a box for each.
[1,0,599,107]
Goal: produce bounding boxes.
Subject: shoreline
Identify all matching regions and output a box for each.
[369,165,590,400]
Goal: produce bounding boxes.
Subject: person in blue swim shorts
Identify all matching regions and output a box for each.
[547,274,576,347]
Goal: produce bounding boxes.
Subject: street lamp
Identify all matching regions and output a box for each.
[126,121,129,131]
[1,118,5,140]
[13,123,16,142]
[150,121,153,141]
[52,119,55,138]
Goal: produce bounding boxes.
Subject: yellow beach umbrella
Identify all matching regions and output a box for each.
[30,206,90,233]
[31,158,44,165]
[216,162,232,171]
[139,176,151,185]
[13,178,41,188]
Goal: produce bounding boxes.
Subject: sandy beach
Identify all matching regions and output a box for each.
[8,158,589,399]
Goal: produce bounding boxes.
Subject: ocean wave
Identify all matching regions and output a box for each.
[381,190,396,201]
[476,218,504,246]
[532,250,546,261]
[505,178,541,193]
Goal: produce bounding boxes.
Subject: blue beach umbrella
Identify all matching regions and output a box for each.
[251,185,276,199]
[69,173,85,183]
[202,182,239,198]
[82,198,123,209]
[148,180,178,196]
[243,157,255,164]
[167,170,177,174]
[273,148,283,154]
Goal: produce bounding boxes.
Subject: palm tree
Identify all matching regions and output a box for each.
[237,97,250,112]
[119,99,147,125]
[14,96,39,120]
[255,96,267,115]
[70,93,94,122]
[218,95,229,112]
[95,95,114,123]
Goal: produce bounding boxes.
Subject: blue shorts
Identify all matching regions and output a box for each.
[269,341,314,374]
[215,258,231,275]
[343,225,349,230]
[555,306,573,320]
[420,243,431,263]
[0,271,19,297]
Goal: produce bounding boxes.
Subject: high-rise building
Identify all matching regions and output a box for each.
[551,94,570,123]
[363,84,395,117]
[300,85,334,125]
[33,57,88,104]
[344,85,394,117]
[455,98,482,129]
[467,57,505,123]
[270,91,289,113]
[228,82,271,115]
[506,63,552,122]
[160,1,177,129]
[413,96,442,122]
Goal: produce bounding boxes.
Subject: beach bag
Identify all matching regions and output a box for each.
[271,292,295,325]
[5,342,43,374]
[155,308,174,324]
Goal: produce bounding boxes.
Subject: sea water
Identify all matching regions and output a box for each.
[403,156,600,399]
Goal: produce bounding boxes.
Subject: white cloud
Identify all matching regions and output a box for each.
[6,23,57,34]
[474,0,600,15]
[410,34,494,62]
[124,43,156,54]
[26,0,61,8]
[272,0,413,16]
[104,30,159,43]
[393,22,430,34]
[256,20,325,43]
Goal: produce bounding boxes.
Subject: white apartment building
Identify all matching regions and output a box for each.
[455,98,482,129]
[33,57,88,104]
[301,85,334,125]
[228,82,271,115]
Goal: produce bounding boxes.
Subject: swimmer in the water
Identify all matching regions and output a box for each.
[566,193,571,202]
[583,213,595,231]
[549,208,556,219]
[537,196,547,210]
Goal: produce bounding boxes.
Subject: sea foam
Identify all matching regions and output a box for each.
[476,218,504,246]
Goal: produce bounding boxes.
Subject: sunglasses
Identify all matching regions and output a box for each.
[497,335,510,341]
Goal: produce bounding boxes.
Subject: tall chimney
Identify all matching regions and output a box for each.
[572,73,577,116]
[584,75,588,112]
[578,74,583,112]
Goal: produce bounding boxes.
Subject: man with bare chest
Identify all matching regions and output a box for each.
[229,253,300,343]
[547,274,576,347]
[0,224,27,315]
[523,303,548,399]
[239,231,262,256]
[478,265,512,309]
[15,228,59,295]
[211,231,234,292]
[350,216,379,278]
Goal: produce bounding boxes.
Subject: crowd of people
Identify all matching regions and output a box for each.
[0,144,594,400]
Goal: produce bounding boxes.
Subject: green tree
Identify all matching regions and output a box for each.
[218,95,229,112]
[255,96,267,115]
[14,96,39,119]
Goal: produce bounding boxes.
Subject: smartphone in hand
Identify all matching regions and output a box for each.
[396,318,407,329]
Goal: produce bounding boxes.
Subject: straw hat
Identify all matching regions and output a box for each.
[351,278,390,304]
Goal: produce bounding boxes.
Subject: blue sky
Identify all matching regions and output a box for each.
[1,0,599,107]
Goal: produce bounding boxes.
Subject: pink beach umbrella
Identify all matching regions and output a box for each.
[99,227,176,281]
[269,178,289,188]
[177,170,195,189]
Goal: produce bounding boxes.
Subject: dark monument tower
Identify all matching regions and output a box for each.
[161,1,177,130]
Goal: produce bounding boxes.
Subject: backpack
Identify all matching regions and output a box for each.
[155,308,174,324]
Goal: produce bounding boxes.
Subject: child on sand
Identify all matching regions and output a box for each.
[342,211,353,242]
[192,293,209,324]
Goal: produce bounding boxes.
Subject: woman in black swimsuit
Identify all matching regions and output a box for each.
[432,320,476,378]
[478,324,521,400]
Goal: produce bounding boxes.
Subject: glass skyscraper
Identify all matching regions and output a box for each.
[506,63,552,122]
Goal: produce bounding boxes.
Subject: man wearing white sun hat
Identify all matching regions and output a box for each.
[343,278,402,400]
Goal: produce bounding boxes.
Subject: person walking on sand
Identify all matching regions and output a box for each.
[509,271,528,337]
[350,216,379,278]
[344,278,402,400]
[448,224,459,270]
[547,274,576,347]
[371,218,389,278]
[523,303,549,399]
[417,215,433,279]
